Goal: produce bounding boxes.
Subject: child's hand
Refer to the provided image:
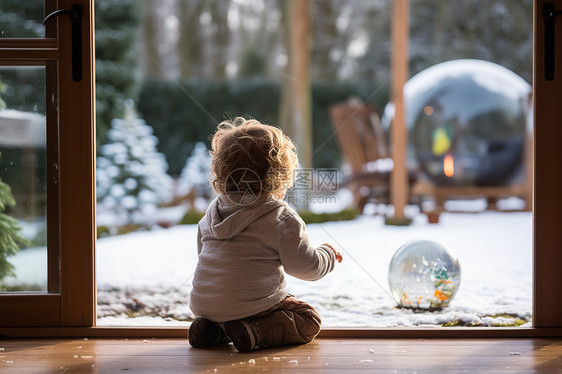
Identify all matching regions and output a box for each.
[322,243,343,263]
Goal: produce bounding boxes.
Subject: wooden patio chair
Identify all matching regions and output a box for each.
[331,97,532,218]
[330,98,417,213]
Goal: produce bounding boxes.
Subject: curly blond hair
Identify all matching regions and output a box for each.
[210,117,298,197]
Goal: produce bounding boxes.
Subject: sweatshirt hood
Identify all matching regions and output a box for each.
[206,194,284,239]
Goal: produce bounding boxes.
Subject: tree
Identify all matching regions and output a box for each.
[0,1,143,141]
[97,102,173,221]
[0,78,6,110]
[0,0,43,38]
[141,0,165,79]
[310,0,345,80]
[356,0,532,84]
[178,142,213,200]
[0,155,28,285]
[95,0,142,148]
[236,0,283,79]
[208,0,231,79]
[279,0,313,169]
[178,0,206,79]
[177,0,231,79]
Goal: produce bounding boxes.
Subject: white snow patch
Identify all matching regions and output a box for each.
[7,210,532,327]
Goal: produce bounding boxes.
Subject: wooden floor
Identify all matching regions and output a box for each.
[2,337,562,373]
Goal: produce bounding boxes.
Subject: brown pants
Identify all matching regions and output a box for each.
[230,296,322,348]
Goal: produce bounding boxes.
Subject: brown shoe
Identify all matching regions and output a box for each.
[189,317,229,348]
[224,320,256,352]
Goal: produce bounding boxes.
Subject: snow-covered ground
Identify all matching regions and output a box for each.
[6,202,532,328]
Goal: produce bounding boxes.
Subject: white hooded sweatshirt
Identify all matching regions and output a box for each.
[189,194,336,322]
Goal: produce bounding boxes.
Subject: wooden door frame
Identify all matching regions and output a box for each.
[2,0,562,338]
[0,0,95,328]
[533,0,562,329]
[57,0,96,327]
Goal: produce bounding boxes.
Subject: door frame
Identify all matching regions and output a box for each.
[533,0,562,329]
[2,0,562,338]
[0,0,95,328]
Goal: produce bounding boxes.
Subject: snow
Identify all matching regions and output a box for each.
[178,142,213,198]
[99,209,533,327]
[96,104,174,217]
[6,204,532,328]
[285,211,532,327]
[3,247,47,289]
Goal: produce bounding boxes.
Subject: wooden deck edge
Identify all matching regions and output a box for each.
[0,327,189,339]
[1,327,562,339]
[318,327,562,338]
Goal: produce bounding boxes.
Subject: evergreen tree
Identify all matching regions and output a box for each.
[178,142,213,200]
[95,0,142,148]
[356,0,533,84]
[0,78,6,110]
[0,1,141,146]
[0,155,29,284]
[0,2,46,114]
[97,102,173,220]
[0,0,43,38]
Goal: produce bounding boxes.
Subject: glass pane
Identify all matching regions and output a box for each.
[0,1,45,38]
[0,66,50,292]
[96,0,532,329]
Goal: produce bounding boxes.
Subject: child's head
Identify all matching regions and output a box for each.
[210,117,298,198]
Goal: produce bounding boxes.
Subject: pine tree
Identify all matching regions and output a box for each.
[0,0,43,38]
[0,78,6,110]
[0,1,141,146]
[95,0,142,148]
[178,142,213,200]
[0,155,28,283]
[97,101,173,220]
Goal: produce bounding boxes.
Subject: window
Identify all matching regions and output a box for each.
[1,0,562,337]
[0,0,95,327]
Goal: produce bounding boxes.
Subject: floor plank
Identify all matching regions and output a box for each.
[1,338,562,372]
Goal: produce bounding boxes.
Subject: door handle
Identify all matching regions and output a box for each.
[543,3,562,81]
[43,4,83,82]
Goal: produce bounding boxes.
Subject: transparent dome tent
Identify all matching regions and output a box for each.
[382,59,532,186]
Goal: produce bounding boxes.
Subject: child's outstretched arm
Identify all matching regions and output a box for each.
[320,243,343,263]
[275,212,340,281]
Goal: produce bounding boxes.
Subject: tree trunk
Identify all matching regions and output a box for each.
[142,0,163,78]
[178,0,204,79]
[311,0,339,80]
[279,0,313,170]
[209,0,230,79]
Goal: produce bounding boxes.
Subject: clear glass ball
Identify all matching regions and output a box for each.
[388,239,461,310]
[382,59,531,186]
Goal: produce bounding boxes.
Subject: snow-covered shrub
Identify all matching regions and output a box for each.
[97,102,173,219]
[177,142,213,200]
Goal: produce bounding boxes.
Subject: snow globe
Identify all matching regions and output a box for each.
[388,239,461,310]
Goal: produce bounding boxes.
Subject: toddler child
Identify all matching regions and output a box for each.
[188,117,342,352]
